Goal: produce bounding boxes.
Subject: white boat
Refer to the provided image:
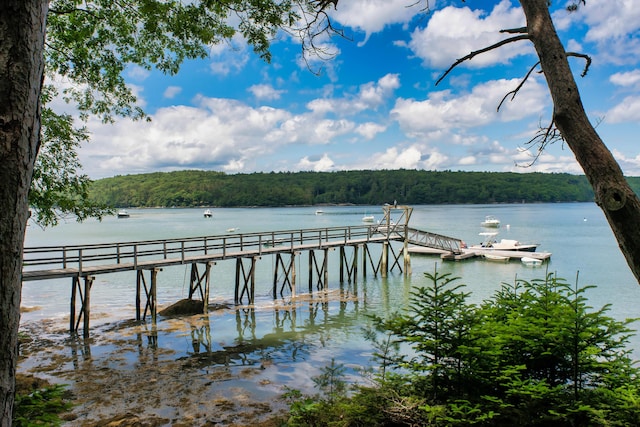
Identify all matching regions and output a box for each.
[315,209,324,215]
[203,209,212,218]
[470,232,538,252]
[521,256,543,266]
[226,227,238,232]
[484,254,510,262]
[481,215,501,228]
[362,214,375,223]
[117,209,130,218]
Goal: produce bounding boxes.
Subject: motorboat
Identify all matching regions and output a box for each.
[362,214,375,223]
[481,215,500,228]
[203,209,212,218]
[470,232,538,252]
[117,209,130,218]
[315,209,324,215]
[521,256,543,266]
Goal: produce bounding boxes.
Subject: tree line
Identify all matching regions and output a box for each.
[88,169,640,208]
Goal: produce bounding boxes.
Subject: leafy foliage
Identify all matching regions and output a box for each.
[33,0,303,225]
[285,273,640,426]
[13,384,72,427]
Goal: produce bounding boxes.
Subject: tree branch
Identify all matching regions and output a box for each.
[435,34,530,86]
[500,27,527,34]
[497,60,540,111]
[567,52,592,77]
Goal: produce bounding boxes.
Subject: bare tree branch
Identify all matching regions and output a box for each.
[567,51,592,77]
[435,35,530,86]
[497,60,541,111]
[500,27,528,34]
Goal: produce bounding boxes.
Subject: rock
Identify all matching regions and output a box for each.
[158,299,204,316]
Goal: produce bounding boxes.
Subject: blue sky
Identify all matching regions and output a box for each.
[69,0,640,179]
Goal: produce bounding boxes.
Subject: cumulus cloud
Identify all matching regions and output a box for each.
[565,0,640,65]
[248,84,286,101]
[391,77,548,136]
[163,86,182,99]
[366,146,424,170]
[610,70,640,88]
[355,122,386,139]
[328,0,418,45]
[408,0,530,69]
[606,96,640,123]
[307,73,400,116]
[297,154,335,172]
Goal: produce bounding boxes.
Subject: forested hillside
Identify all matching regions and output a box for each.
[88,170,640,208]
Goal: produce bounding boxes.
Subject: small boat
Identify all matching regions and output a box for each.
[117,209,130,218]
[481,215,501,228]
[315,209,324,215]
[362,214,375,223]
[203,209,212,218]
[484,254,510,262]
[226,227,238,232]
[470,232,538,252]
[521,256,543,266]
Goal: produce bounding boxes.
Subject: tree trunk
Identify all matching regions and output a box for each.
[0,1,48,425]
[519,0,640,284]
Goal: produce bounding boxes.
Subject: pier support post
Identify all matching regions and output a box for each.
[308,249,330,292]
[403,240,412,276]
[189,262,214,313]
[136,268,161,323]
[70,275,94,337]
[235,257,258,305]
[381,242,389,278]
[273,252,297,298]
[339,246,358,283]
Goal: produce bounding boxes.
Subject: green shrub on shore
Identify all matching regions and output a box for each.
[13,383,72,427]
[285,272,640,426]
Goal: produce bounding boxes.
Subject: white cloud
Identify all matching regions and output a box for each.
[163,86,182,99]
[606,95,640,123]
[82,98,295,177]
[328,0,418,45]
[610,70,640,88]
[391,77,548,136]
[248,84,286,101]
[208,33,251,76]
[306,73,400,115]
[297,154,335,172]
[567,0,640,65]
[355,122,386,139]
[126,65,150,81]
[408,0,529,69]
[367,146,423,169]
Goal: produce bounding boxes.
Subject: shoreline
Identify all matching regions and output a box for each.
[17,310,299,426]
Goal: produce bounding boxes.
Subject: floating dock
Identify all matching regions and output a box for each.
[408,246,552,262]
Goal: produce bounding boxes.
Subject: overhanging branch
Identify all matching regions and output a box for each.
[435,34,531,86]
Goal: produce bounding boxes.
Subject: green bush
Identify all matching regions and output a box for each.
[13,384,72,427]
[285,272,640,426]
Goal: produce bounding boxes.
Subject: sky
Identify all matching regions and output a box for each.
[70,0,640,179]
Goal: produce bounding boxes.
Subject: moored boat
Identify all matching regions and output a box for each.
[203,209,212,218]
[117,209,130,218]
[521,256,543,266]
[481,215,500,228]
[470,232,538,252]
[484,254,510,262]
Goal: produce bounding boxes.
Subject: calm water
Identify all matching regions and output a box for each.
[20,203,640,394]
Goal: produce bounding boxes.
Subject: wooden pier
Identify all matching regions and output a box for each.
[22,206,418,337]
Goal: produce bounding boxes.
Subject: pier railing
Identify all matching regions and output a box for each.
[22,224,405,281]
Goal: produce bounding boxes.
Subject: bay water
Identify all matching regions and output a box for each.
[19,203,640,407]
